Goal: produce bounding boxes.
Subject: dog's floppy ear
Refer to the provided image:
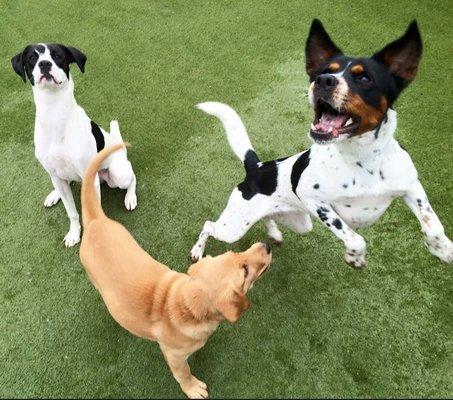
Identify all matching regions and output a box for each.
[64,46,87,73]
[372,20,422,88]
[305,19,342,76]
[11,48,28,83]
[217,290,250,323]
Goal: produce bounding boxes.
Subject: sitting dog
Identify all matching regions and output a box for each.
[190,20,453,268]
[11,43,137,247]
[80,144,272,399]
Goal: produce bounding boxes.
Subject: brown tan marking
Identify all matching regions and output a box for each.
[351,64,364,74]
[344,95,388,135]
[328,62,340,72]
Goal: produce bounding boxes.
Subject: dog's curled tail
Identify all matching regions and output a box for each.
[81,143,129,226]
[196,102,260,170]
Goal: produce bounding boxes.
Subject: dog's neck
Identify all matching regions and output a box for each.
[180,278,222,324]
[32,76,77,120]
[328,108,397,166]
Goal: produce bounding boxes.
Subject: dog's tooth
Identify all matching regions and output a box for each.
[311,123,316,130]
[346,118,353,126]
[328,126,333,133]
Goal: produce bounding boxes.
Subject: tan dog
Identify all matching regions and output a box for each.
[79,144,272,399]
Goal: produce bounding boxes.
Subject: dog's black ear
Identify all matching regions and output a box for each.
[64,46,87,73]
[305,19,342,76]
[372,21,422,88]
[11,49,27,83]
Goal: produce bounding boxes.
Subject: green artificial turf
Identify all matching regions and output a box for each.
[1,0,452,398]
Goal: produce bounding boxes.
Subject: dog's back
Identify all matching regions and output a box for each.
[80,144,170,338]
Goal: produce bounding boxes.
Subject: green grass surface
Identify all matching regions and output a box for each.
[1,0,452,398]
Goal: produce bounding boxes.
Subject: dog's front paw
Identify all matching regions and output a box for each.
[425,235,453,264]
[181,376,208,399]
[124,191,137,211]
[63,228,81,248]
[44,189,61,208]
[190,244,204,263]
[344,250,366,269]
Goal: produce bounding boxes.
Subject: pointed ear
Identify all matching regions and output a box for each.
[217,290,250,323]
[11,50,27,83]
[64,46,87,73]
[305,19,342,75]
[372,21,422,87]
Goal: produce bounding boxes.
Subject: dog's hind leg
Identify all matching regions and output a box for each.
[190,189,269,262]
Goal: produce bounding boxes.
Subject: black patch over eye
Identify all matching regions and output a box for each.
[29,54,37,63]
[242,264,249,278]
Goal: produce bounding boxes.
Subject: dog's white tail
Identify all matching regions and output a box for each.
[197,102,259,169]
[109,120,123,143]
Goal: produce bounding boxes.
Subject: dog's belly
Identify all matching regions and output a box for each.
[332,196,393,229]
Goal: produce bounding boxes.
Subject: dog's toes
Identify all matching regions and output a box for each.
[190,245,204,263]
[344,251,366,269]
[63,230,80,248]
[124,192,137,211]
[270,238,283,247]
[426,236,453,264]
[44,189,61,208]
[183,377,208,399]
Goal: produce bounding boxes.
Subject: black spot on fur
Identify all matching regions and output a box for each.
[238,159,278,200]
[291,149,311,196]
[356,161,363,168]
[332,219,342,230]
[313,183,320,189]
[379,170,385,180]
[343,184,348,188]
[353,178,356,185]
[367,169,374,175]
[317,206,329,222]
[243,149,260,171]
[90,121,105,152]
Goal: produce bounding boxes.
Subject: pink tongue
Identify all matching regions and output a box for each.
[315,113,348,136]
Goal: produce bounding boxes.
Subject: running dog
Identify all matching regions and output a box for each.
[190,20,452,268]
[11,43,137,247]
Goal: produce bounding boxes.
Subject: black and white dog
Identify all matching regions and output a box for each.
[190,20,452,268]
[12,43,137,247]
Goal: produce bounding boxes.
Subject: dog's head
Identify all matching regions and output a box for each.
[188,242,272,323]
[306,19,422,144]
[11,43,86,88]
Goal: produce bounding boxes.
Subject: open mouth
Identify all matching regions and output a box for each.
[310,99,360,143]
[39,74,62,85]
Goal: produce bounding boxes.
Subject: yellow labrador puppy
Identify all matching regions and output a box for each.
[79,144,272,398]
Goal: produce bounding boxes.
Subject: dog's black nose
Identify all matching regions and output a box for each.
[315,74,338,88]
[262,241,272,254]
[39,60,52,71]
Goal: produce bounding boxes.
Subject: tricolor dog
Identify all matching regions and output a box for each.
[190,20,453,268]
[11,43,137,247]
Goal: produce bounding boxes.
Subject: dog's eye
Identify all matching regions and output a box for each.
[29,55,37,63]
[242,264,249,278]
[53,54,62,61]
[357,72,372,83]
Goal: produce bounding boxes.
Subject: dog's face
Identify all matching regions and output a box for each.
[188,242,272,323]
[305,19,422,144]
[11,43,86,88]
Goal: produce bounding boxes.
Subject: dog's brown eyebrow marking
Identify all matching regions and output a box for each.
[351,64,364,74]
[329,62,340,72]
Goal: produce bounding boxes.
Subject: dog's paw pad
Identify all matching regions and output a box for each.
[63,230,80,248]
[44,189,61,208]
[124,192,137,211]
